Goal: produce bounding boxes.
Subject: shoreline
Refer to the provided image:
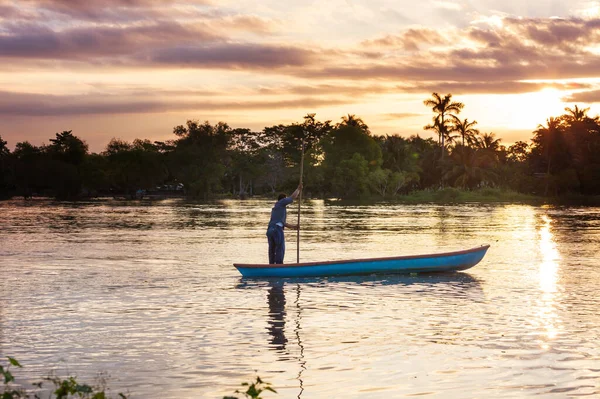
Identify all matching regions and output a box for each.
[3,188,600,206]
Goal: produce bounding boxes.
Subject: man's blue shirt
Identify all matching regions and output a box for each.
[267,196,293,229]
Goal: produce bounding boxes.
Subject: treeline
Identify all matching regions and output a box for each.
[1,93,599,200]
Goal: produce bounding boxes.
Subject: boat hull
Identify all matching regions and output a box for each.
[234,245,490,278]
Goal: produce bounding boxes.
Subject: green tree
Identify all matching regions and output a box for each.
[227,128,264,197]
[445,146,498,189]
[337,114,369,133]
[171,120,230,198]
[103,138,168,198]
[322,124,382,197]
[332,153,370,198]
[405,135,439,189]
[368,168,391,197]
[507,141,529,163]
[259,114,332,195]
[376,135,421,175]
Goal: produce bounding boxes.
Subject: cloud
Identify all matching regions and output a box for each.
[142,43,316,68]
[254,80,590,97]
[399,81,592,94]
[5,10,600,84]
[503,16,600,46]
[301,17,600,83]
[562,89,600,103]
[0,90,352,116]
[381,113,425,120]
[258,83,398,96]
[3,9,600,117]
[361,28,450,51]
[18,0,212,21]
[432,1,462,10]
[0,21,221,60]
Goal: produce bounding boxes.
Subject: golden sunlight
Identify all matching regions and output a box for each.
[539,214,559,293]
[508,88,566,129]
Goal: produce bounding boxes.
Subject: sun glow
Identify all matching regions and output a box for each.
[513,88,566,128]
[464,88,567,132]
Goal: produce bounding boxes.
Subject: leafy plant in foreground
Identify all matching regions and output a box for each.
[1,357,128,399]
[223,376,276,399]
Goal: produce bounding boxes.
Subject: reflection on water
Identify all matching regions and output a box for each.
[267,282,288,353]
[256,273,486,398]
[539,214,559,294]
[537,214,560,347]
[293,285,306,399]
[2,199,600,398]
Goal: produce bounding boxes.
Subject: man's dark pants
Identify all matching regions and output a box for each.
[267,225,285,264]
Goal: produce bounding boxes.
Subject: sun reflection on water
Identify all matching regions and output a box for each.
[537,214,561,346]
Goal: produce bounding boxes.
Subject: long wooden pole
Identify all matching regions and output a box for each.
[297,139,305,264]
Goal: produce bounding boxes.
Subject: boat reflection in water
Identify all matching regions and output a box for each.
[239,272,484,398]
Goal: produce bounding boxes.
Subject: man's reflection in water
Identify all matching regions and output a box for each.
[267,281,288,352]
[267,281,305,398]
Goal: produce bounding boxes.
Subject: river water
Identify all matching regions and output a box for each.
[1,199,600,398]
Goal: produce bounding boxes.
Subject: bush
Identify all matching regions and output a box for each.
[434,187,461,202]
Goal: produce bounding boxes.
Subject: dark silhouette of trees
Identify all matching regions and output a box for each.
[102,138,167,198]
[423,93,464,159]
[227,128,263,197]
[12,142,45,198]
[0,136,8,157]
[0,135,12,199]
[450,116,479,147]
[476,132,501,152]
[171,120,230,198]
[564,105,590,123]
[48,130,88,166]
[2,98,600,201]
[338,114,369,133]
[532,117,568,195]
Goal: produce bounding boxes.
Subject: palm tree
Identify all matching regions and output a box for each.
[563,105,590,123]
[379,135,422,174]
[533,117,562,196]
[339,114,369,132]
[561,106,599,188]
[450,116,479,147]
[423,93,464,160]
[424,115,444,146]
[475,132,501,152]
[444,146,498,189]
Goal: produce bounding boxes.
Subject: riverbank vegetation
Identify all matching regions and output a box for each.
[1,357,128,399]
[2,356,274,399]
[1,93,599,202]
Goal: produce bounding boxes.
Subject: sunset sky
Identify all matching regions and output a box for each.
[2,0,600,152]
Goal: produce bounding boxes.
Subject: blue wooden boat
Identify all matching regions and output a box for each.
[234,244,490,278]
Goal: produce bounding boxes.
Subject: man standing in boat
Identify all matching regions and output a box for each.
[267,183,302,264]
